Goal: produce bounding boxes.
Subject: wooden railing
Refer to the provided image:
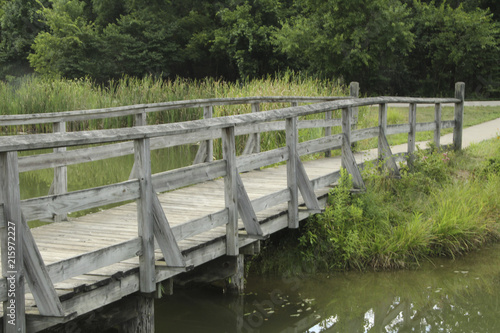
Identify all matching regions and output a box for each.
[0,82,464,333]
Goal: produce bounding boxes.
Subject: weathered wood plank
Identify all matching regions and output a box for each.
[378,128,401,178]
[236,173,264,238]
[378,103,388,161]
[21,180,140,222]
[133,138,156,293]
[0,151,26,333]
[341,134,366,190]
[286,117,299,228]
[454,82,465,150]
[297,134,343,157]
[386,124,411,135]
[223,126,238,255]
[351,127,379,142]
[408,103,417,166]
[52,121,68,222]
[295,155,321,212]
[151,192,185,268]
[434,103,442,147]
[20,215,64,317]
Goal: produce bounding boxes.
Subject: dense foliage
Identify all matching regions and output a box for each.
[0,0,498,97]
[251,139,500,274]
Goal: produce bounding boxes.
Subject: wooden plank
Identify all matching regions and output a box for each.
[192,141,208,165]
[416,122,436,132]
[20,215,64,317]
[152,160,226,193]
[351,126,379,142]
[133,138,156,293]
[297,134,343,157]
[21,180,140,222]
[434,103,442,147]
[151,191,185,268]
[341,107,351,169]
[0,151,26,333]
[295,155,321,212]
[386,124,411,135]
[408,103,417,166]
[324,110,333,157]
[52,121,68,222]
[236,173,264,238]
[286,117,299,228]
[441,120,455,129]
[170,210,228,241]
[237,147,288,173]
[378,103,388,161]
[454,82,465,150]
[250,189,290,213]
[222,126,238,255]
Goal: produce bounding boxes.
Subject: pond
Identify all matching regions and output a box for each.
[156,242,500,333]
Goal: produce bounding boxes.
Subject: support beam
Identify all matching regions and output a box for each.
[226,254,245,295]
[434,103,442,148]
[350,82,360,129]
[378,128,401,178]
[295,155,321,212]
[222,126,239,256]
[0,152,26,333]
[407,103,417,167]
[236,173,264,238]
[21,214,64,317]
[120,294,154,333]
[454,82,465,151]
[341,134,366,190]
[151,191,186,268]
[134,138,156,293]
[286,117,299,229]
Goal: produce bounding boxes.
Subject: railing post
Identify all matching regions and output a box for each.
[204,106,214,162]
[134,138,156,293]
[408,103,417,166]
[378,103,388,160]
[53,121,67,222]
[286,117,299,229]
[0,152,26,333]
[325,110,332,157]
[250,103,260,155]
[341,107,351,168]
[350,82,360,129]
[434,103,442,148]
[453,82,465,151]
[222,126,238,256]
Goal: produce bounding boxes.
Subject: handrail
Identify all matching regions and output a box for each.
[0,96,459,152]
[0,95,352,126]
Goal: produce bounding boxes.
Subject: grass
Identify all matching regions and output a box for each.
[250,136,500,275]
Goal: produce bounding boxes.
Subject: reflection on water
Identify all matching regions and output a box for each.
[157,243,500,332]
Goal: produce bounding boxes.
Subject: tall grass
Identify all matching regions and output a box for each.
[251,137,500,275]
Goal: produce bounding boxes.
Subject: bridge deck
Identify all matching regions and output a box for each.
[1,153,348,331]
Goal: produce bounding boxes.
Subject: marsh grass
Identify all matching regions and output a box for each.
[251,137,500,275]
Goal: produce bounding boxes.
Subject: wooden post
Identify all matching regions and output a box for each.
[341,107,351,168]
[129,111,147,180]
[251,103,260,155]
[434,103,442,148]
[120,294,155,333]
[204,106,214,162]
[408,103,417,167]
[134,138,156,293]
[227,254,245,295]
[286,117,299,229]
[454,82,465,151]
[53,121,68,221]
[378,103,388,160]
[350,82,360,129]
[222,126,238,256]
[0,152,26,333]
[325,110,332,157]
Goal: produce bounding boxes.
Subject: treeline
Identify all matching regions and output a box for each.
[1,0,499,97]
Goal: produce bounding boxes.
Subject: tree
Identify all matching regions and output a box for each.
[273,0,415,94]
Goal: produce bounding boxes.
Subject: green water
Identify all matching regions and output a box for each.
[156,243,500,332]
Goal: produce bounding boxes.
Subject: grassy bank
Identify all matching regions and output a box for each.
[250,137,500,275]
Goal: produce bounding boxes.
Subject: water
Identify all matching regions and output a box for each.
[156,243,500,332]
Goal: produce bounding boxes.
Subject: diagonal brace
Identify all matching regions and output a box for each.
[151,191,186,268]
[378,127,401,178]
[295,155,321,212]
[236,172,265,239]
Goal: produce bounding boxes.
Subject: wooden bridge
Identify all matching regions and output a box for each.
[0,82,465,332]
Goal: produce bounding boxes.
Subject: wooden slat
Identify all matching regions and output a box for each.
[352,127,379,142]
[171,210,228,241]
[386,123,411,135]
[237,147,288,172]
[152,160,226,193]
[416,122,436,132]
[297,134,343,157]
[21,180,140,222]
